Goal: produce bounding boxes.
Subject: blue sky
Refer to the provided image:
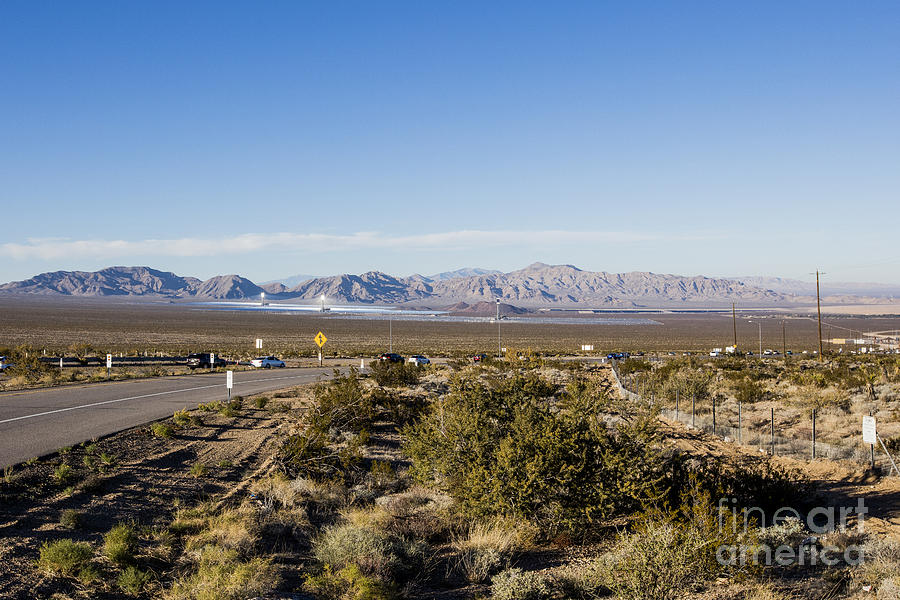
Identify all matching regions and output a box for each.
[2,1,899,284]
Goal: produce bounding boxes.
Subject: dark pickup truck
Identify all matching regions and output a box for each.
[186,353,227,369]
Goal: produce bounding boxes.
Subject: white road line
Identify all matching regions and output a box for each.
[0,372,323,425]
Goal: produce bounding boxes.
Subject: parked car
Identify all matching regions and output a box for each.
[606,352,630,360]
[472,353,487,363]
[408,355,430,366]
[378,353,405,363]
[250,356,285,369]
[186,353,227,369]
[0,356,12,371]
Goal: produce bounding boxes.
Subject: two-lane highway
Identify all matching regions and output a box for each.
[0,367,335,467]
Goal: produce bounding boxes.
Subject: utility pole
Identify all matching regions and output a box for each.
[732,302,737,349]
[815,270,825,361]
[496,298,502,358]
[782,320,786,358]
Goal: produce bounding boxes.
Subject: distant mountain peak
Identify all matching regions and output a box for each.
[426,267,501,281]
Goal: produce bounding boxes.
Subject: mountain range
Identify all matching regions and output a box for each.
[0,263,810,308]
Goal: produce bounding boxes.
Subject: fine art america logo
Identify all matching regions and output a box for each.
[716,497,868,567]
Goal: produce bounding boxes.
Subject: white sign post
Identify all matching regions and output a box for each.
[255,338,263,350]
[226,370,233,402]
[863,415,876,445]
[106,353,112,378]
[210,353,215,370]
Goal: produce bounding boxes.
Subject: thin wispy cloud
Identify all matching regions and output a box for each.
[0,230,716,261]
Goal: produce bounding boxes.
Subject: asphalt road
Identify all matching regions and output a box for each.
[0,367,336,467]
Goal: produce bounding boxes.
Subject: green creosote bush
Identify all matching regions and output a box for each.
[190,462,208,478]
[368,360,422,387]
[151,422,175,439]
[37,539,93,576]
[118,565,153,594]
[403,372,664,531]
[253,396,269,409]
[104,522,139,567]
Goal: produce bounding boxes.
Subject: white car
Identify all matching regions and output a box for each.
[250,356,285,369]
[408,355,430,366]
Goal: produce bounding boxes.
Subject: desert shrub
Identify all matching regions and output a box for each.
[857,537,900,591]
[616,358,652,376]
[7,345,52,383]
[371,387,427,425]
[38,539,93,576]
[253,396,269,409]
[491,567,552,600]
[59,509,83,530]
[312,516,427,585]
[304,563,395,600]
[219,398,242,417]
[173,409,192,427]
[369,360,422,387]
[77,474,107,494]
[190,462,208,478]
[731,377,769,403]
[53,463,75,485]
[404,373,663,531]
[757,516,806,548]
[313,522,400,581]
[151,422,175,438]
[104,522,139,567]
[198,401,223,412]
[277,427,364,482]
[585,482,750,600]
[165,546,278,600]
[119,566,153,594]
[662,453,810,516]
[308,368,373,435]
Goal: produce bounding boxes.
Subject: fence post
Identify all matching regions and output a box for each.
[712,395,717,434]
[692,394,696,428]
[771,407,775,456]
[675,390,679,421]
[812,408,816,460]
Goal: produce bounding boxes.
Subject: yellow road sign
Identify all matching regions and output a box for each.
[314,331,327,347]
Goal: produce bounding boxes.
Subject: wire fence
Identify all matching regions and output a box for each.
[608,360,899,475]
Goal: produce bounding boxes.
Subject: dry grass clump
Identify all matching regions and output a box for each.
[377,487,455,541]
[184,507,259,555]
[165,545,278,600]
[250,473,300,509]
[853,536,900,596]
[450,518,528,583]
